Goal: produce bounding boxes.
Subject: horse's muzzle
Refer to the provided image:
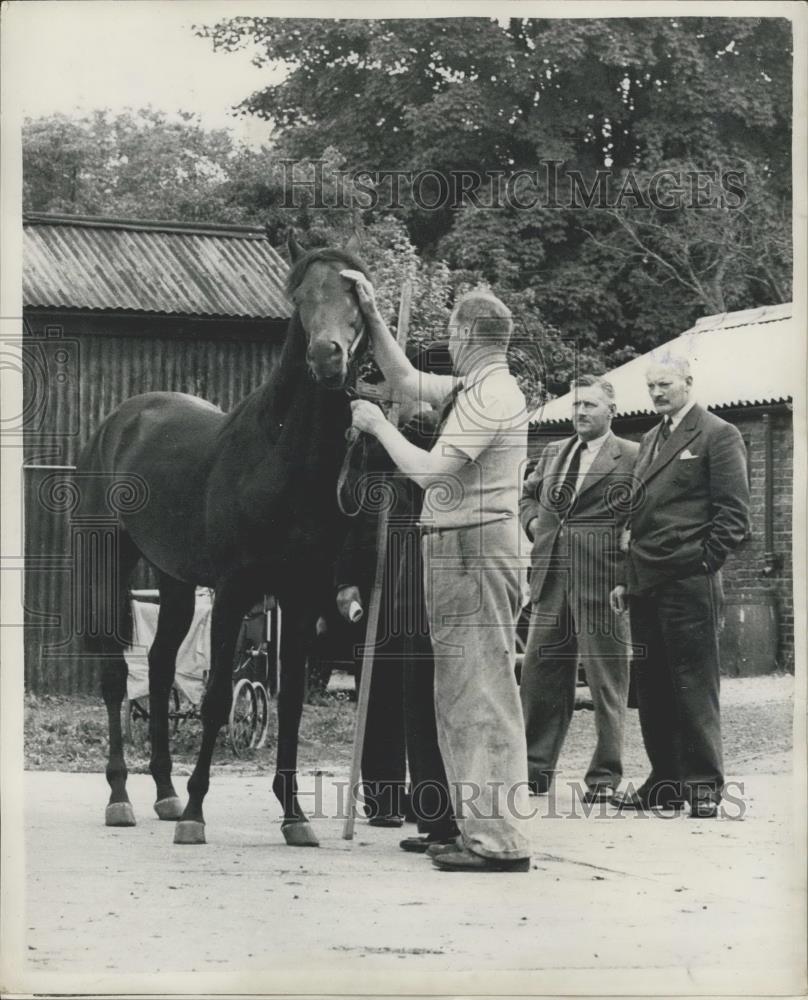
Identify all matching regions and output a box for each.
[307,341,348,387]
[317,370,349,390]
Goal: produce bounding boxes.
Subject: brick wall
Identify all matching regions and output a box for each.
[527,404,794,672]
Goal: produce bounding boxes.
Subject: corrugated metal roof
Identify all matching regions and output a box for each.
[23,214,292,320]
[531,303,801,425]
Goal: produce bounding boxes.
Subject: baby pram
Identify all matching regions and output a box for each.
[124,590,278,755]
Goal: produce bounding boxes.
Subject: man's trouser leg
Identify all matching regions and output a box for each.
[399,543,456,837]
[630,573,723,804]
[360,657,406,819]
[578,598,630,791]
[629,589,683,800]
[654,573,724,804]
[404,654,457,839]
[519,572,577,793]
[423,521,532,861]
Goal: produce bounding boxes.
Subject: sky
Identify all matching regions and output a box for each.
[5,0,514,147]
[6,0,288,146]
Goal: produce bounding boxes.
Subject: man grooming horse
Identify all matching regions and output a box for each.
[342,271,532,873]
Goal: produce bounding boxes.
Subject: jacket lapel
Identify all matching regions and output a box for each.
[639,405,704,485]
[547,437,577,482]
[634,430,657,479]
[576,432,621,498]
[541,437,577,518]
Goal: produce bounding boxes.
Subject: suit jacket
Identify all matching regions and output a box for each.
[519,431,640,605]
[620,403,750,594]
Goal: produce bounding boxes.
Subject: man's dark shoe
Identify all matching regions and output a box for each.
[583,785,615,805]
[689,800,719,819]
[432,847,531,873]
[611,787,685,811]
[399,834,456,853]
[527,778,551,796]
[425,836,463,858]
[368,814,404,828]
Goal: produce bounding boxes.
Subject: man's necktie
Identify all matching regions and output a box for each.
[655,415,672,457]
[556,439,585,517]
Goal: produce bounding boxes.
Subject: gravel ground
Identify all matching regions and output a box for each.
[565,673,795,782]
[13,751,805,994]
[10,673,801,995]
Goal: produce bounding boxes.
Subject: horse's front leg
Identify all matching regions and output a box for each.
[273,601,319,847]
[174,576,250,845]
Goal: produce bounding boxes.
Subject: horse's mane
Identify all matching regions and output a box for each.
[285,247,371,297]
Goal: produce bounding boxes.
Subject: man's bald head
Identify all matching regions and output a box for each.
[449,290,513,348]
[448,290,513,375]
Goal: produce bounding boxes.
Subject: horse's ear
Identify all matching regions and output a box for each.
[287,229,305,262]
[345,231,362,255]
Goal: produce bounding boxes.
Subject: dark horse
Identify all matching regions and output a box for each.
[75,234,370,847]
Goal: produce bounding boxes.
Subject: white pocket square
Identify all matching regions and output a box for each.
[679,449,699,460]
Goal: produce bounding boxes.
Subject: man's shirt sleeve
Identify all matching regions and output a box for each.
[413,371,458,408]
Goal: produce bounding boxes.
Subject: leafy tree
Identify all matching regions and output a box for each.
[200,15,793,376]
[581,159,791,313]
[201,17,791,187]
[23,109,266,222]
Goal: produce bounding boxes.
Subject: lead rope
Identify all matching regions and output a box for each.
[336,424,368,517]
[337,380,462,518]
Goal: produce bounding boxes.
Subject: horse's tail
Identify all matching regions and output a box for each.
[76,546,135,655]
[73,426,138,656]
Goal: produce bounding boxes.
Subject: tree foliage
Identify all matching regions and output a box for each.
[23,109,263,222]
[200,15,793,378]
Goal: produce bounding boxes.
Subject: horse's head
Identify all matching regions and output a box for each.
[286,233,370,389]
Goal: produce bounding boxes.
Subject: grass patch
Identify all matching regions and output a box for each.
[24,689,357,774]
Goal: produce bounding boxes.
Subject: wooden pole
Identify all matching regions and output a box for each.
[342,279,413,840]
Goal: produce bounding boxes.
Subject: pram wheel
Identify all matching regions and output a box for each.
[251,682,270,749]
[229,678,257,756]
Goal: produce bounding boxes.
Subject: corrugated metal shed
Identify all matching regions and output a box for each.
[23,213,292,320]
[532,303,800,425]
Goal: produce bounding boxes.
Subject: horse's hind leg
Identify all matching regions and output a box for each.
[273,600,319,847]
[98,531,140,827]
[175,575,251,845]
[149,574,195,820]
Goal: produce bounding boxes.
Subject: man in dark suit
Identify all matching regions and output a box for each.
[610,353,750,818]
[519,375,639,803]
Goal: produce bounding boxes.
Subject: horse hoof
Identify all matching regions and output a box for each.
[105,802,136,827]
[281,820,319,847]
[154,796,183,821]
[173,820,206,845]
